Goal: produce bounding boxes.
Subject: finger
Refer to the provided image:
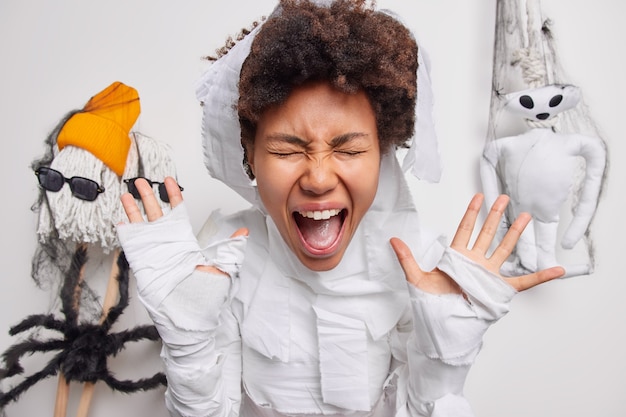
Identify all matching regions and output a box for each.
[450,193,484,249]
[489,212,531,265]
[164,176,184,208]
[390,237,424,287]
[134,178,164,222]
[506,266,565,292]
[472,194,509,254]
[230,227,249,238]
[121,193,144,223]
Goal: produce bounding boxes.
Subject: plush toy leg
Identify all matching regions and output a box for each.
[534,219,591,278]
[516,220,538,271]
[501,219,537,276]
[75,249,121,417]
[562,263,593,278]
[535,219,559,270]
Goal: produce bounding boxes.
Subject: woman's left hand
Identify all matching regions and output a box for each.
[390,193,565,294]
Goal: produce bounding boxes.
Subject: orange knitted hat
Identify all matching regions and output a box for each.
[57,82,140,176]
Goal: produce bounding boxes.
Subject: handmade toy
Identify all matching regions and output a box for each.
[0,82,171,416]
[481,84,607,277]
[0,249,164,412]
[481,0,608,278]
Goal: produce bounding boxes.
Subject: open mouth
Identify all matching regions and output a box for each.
[293,209,346,256]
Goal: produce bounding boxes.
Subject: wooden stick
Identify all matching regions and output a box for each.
[53,373,70,417]
[75,248,121,417]
[76,383,96,417]
[98,249,121,325]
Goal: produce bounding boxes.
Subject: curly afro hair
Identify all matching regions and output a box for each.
[233,0,418,178]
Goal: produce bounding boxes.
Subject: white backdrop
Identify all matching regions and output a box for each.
[0,1,624,416]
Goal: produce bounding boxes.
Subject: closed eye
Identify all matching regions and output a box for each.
[335,150,365,156]
[269,151,305,158]
[265,134,308,158]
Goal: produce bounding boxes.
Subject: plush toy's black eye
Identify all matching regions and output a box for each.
[549,94,564,107]
[519,95,534,109]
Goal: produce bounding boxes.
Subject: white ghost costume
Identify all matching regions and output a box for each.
[117,3,518,416]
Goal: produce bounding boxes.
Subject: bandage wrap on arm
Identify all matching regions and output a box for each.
[116,202,247,335]
[116,203,247,417]
[405,248,517,417]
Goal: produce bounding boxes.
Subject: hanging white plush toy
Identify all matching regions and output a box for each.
[481,83,607,277]
[482,0,609,279]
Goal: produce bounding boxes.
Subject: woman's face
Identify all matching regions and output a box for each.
[248,81,381,271]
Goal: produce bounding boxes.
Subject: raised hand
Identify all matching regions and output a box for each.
[390,193,564,294]
[120,176,248,276]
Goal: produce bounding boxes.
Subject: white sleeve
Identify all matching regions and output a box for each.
[158,270,242,417]
[116,203,246,417]
[402,248,517,417]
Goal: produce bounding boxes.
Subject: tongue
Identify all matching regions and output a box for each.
[296,215,342,250]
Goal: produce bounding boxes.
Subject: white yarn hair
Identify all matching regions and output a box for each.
[37,138,139,252]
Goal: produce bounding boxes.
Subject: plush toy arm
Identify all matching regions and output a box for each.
[561,135,607,249]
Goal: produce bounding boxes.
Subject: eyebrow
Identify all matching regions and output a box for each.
[265,134,310,148]
[265,132,370,148]
[329,132,370,147]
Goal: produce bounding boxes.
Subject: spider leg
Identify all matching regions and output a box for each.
[105,325,161,357]
[0,353,65,408]
[59,244,88,326]
[102,371,167,393]
[0,338,66,378]
[9,314,66,336]
[100,251,130,330]
[89,323,166,393]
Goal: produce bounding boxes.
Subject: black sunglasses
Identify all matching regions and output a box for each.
[124,177,183,203]
[35,167,105,202]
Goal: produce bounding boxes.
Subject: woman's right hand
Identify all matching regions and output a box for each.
[120,176,248,275]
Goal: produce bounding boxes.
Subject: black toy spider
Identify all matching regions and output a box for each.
[0,245,167,408]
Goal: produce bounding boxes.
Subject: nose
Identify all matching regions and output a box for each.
[299,155,338,195]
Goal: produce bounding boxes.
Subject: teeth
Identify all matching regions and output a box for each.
[298,209,342,220]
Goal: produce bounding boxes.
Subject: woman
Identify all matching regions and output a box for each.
[117,1,564,416]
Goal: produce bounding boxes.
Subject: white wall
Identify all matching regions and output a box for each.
[0,1,624,416]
